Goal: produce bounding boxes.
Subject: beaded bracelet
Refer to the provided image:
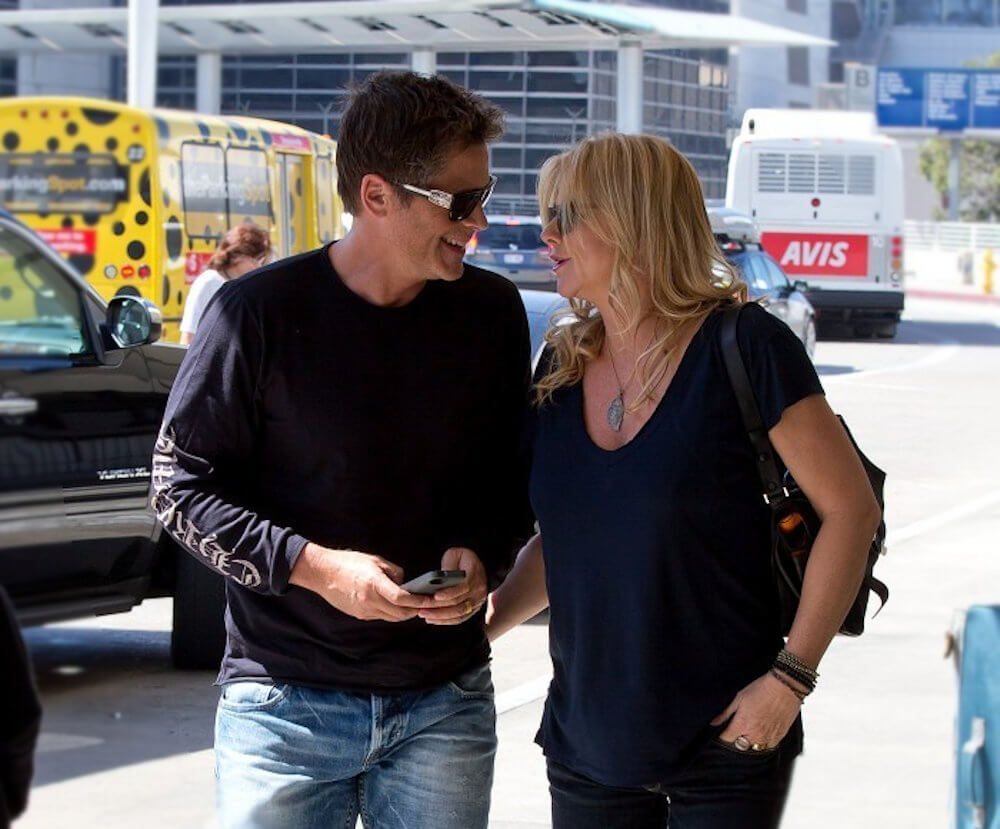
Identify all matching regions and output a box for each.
[769,668,808,703]
[773,662,816,693]
[773,649,818,694]
[776,648,818,680]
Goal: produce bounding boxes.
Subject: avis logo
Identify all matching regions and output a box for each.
[780,241,850,268]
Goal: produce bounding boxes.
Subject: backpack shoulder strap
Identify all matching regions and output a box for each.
[719,304,788,509]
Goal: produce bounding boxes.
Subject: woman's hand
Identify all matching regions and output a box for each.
[710,672,803,751]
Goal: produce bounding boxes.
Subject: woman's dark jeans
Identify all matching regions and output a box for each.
[547,735,797,829]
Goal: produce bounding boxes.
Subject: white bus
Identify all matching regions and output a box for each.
[725,109,904,338]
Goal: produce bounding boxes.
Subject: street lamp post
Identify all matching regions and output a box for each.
[564,106,585,143]
[318,101,336,137]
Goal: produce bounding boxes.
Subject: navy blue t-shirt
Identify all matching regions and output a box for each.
[530,303,823,787]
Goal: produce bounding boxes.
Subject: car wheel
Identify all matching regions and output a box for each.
[171,548,227,670]
[876,322,897,339]
[803,317,817,359]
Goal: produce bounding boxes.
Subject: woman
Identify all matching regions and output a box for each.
[486,134,880,828]
[179,223,271,345]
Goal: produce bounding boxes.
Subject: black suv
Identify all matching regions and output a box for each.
[0,210,224,668]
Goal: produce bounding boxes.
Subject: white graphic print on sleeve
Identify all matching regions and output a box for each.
[151,427,263,588]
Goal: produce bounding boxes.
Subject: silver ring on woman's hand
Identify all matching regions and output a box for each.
[733,735,752,751]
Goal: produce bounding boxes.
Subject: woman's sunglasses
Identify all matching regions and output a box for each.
[545,203,578,236]
[398,175,498,222]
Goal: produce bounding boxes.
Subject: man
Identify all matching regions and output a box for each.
[0,585,41,828]
[151,72,533,828]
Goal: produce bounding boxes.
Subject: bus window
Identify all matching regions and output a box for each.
[181,142,227,239]
[316,156,336,244]
[226,146,271,230]
[277,154,306,257]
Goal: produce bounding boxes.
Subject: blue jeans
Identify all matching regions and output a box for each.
[215,663,497,829]
[547,728,798,829]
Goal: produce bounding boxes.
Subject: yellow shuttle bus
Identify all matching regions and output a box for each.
[0,97,343,340]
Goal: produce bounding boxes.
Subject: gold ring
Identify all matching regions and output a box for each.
[751,742,769,752]
[463,599,474,615]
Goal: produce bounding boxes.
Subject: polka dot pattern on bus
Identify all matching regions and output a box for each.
[0,98,343,342]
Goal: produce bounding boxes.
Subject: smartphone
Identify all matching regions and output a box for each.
[401,570,466,595]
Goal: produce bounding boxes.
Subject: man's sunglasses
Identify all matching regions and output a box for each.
[398,175,497,222]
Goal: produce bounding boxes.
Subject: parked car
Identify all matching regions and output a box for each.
[520,288,570,372]
[465,216,553,287]
[708,206,817,359]
[0,209,225,669]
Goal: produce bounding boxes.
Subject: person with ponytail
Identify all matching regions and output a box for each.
[179,223,271,345]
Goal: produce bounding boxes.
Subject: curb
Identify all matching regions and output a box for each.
[906,288,1000,305]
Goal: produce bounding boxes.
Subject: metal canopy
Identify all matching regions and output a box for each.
[0,0,834,55]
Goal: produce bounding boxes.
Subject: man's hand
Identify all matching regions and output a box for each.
[417,547,488,625]
[289,543,433,622]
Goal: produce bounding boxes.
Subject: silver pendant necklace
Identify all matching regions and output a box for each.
[606,350,626,432]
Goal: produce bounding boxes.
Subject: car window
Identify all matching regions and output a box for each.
[727,251,771,295]
[475,224,543,250]
[0,227,88,356]
[762,255,791,290]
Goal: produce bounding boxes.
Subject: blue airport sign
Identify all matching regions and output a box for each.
[877,68,1000,131]
[972,71,1000,129]
[876,69,925,128]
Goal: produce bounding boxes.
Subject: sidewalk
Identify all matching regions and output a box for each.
[905,248,999,305]
[907,285,1000,305]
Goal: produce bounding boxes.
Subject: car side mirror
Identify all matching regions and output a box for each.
[793,280,809,293]
[105,296,162,349]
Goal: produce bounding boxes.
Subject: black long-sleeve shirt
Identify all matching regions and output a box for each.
[152,245,534,692]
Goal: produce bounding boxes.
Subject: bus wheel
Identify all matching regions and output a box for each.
[876,323,897,339]
[171,548,227,670]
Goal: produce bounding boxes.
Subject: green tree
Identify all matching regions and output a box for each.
[918,52,1000,222]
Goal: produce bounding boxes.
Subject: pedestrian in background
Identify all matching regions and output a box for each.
[0,585,41,829]
[487,132,880,829]
[178,223,271,345]
[152,71,533,829]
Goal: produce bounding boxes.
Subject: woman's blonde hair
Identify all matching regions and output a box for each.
[535,132,745,406]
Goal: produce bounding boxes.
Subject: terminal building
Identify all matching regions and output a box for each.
[3,1,995,218]
[2,0,832,214]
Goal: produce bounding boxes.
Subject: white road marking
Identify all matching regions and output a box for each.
[886,490,1000,548]
[823,334,960,384]
[36,733,104,754]
[837,383,925,393]
[496,673,552,714]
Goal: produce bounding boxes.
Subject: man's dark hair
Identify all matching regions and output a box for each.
[336,71,504,215]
